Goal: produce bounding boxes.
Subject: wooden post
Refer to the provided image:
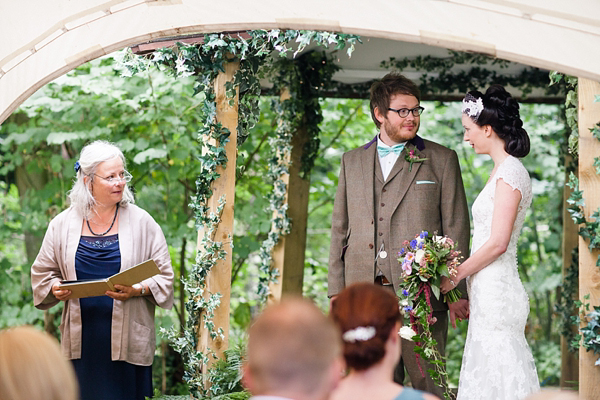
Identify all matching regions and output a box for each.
[268,91,311,303]
[197,60,240,366]
[577,78,600,400]
[560,153,579,389]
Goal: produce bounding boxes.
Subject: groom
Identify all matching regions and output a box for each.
[328,72,470,397]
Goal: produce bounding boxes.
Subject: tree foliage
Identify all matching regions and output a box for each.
[1,51,569,393]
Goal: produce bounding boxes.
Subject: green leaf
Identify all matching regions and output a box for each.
[133,148,168,164]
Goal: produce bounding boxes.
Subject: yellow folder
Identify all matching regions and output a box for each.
[58,259,160,299]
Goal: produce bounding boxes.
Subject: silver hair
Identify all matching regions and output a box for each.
[67,140,134,218]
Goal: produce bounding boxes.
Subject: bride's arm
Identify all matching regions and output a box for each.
[442,179,521,292]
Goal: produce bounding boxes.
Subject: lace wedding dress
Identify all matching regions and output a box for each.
[457,156,540,400]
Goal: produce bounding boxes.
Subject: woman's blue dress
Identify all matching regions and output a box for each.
[71,235,152,400]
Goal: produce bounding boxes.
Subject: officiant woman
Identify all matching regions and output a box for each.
[31,140,174,400]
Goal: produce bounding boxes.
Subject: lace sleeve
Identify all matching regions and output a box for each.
[495,156,532,207]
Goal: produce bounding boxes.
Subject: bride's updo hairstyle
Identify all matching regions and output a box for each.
[464,84,530,158]
[330,283,401,371]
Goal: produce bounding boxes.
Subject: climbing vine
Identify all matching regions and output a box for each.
[550,71,600,366]
[381,50,564,98]
[121,29,359,396]
[255,51,340,303]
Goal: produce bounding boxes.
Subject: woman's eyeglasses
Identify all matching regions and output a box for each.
[93,171,133,183]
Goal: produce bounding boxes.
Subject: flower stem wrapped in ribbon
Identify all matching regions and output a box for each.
[397,230,463,400]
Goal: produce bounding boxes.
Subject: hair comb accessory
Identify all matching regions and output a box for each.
[462,93,484,121]
[74,160,81,173]
[342,326,376,343]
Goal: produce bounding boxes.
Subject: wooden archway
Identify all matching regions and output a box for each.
[2,1,600,397]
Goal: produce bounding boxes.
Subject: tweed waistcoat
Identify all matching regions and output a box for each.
[374,156,400,282]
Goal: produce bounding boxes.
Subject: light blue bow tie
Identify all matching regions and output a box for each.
[377,143,405,157]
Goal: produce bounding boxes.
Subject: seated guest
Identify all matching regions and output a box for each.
[243,297,343,400]
[0,325,78,400]
[330,283,439,400]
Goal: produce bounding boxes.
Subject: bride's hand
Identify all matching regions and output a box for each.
[440,276,457,294]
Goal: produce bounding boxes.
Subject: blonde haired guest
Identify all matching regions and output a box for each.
[31,140,174,400]
[243,298,344,400]
[0,326,78,400]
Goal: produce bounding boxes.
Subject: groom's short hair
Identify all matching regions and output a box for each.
[370,72,421,129]
[245,298,342,397]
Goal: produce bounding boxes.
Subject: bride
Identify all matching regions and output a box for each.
[440,85,540,399]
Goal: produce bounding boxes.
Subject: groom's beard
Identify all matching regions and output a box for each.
[382,117,419,143]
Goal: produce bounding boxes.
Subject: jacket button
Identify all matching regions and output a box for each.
[382,188,387,192]
[379,232,383,236]
[369,244,374,249]
[379,217,383,221]
[381,203,385,207]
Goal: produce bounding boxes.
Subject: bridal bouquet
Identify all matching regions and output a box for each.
[397,231,463,400]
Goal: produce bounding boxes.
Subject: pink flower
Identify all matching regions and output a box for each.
[402,260,413,276]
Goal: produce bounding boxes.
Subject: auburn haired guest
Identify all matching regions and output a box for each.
[330,283,438,400]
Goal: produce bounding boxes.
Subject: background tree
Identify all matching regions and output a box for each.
[0,54,567,393]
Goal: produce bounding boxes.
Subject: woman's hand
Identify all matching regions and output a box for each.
[52,283,72,302]
[106,284,141,301]
[440,276,457,295]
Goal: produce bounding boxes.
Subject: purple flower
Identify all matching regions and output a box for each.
[399,248,406,256]
[402,289,409,296]
[410,239,417,248]
[404,306,413,312]
[419,231,428,239]
[74,160,81,173]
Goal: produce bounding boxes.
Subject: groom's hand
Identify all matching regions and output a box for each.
[448,299,469,329]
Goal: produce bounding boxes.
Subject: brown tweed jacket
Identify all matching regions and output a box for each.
[328,135,470,311]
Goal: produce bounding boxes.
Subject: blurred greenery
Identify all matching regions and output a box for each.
[0,54,568,395]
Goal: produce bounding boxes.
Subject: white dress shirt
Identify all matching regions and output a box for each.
[377,135,405,181]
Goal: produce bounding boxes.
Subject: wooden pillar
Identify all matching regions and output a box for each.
[577,78,600,400]
[560,153,579,389]
[197,60,240,364]
[268,92,311,303]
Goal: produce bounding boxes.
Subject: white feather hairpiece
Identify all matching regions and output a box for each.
[462,94,484,120]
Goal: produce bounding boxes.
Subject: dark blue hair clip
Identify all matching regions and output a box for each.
[74,160,81,173]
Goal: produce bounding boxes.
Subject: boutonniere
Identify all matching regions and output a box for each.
[405,149,428,172]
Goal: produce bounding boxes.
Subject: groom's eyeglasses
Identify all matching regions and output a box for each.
[388,106,425,118]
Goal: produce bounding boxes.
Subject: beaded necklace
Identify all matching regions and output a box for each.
[87,203,119,236]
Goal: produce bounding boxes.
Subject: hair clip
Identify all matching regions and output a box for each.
[342,326,376,342]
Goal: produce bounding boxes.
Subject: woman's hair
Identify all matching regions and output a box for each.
[0,326,78,400]
[67,140,134,218]
[330,283,401,371]
[464,84,530,157]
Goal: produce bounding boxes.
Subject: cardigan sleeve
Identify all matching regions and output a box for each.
[142,216,174,310]
[31,217,64,310]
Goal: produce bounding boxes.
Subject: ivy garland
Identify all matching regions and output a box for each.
[381,51,566,98]
[255,51,340,303]
[122,29,359,396]
[551,72,600,366]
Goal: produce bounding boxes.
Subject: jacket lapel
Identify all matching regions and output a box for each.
[389,141,424,215]
[361,136,377,219]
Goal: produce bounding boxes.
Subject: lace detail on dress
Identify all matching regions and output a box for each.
[457,155,539,400]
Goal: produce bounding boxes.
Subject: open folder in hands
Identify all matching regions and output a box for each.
[58,259,160,299]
